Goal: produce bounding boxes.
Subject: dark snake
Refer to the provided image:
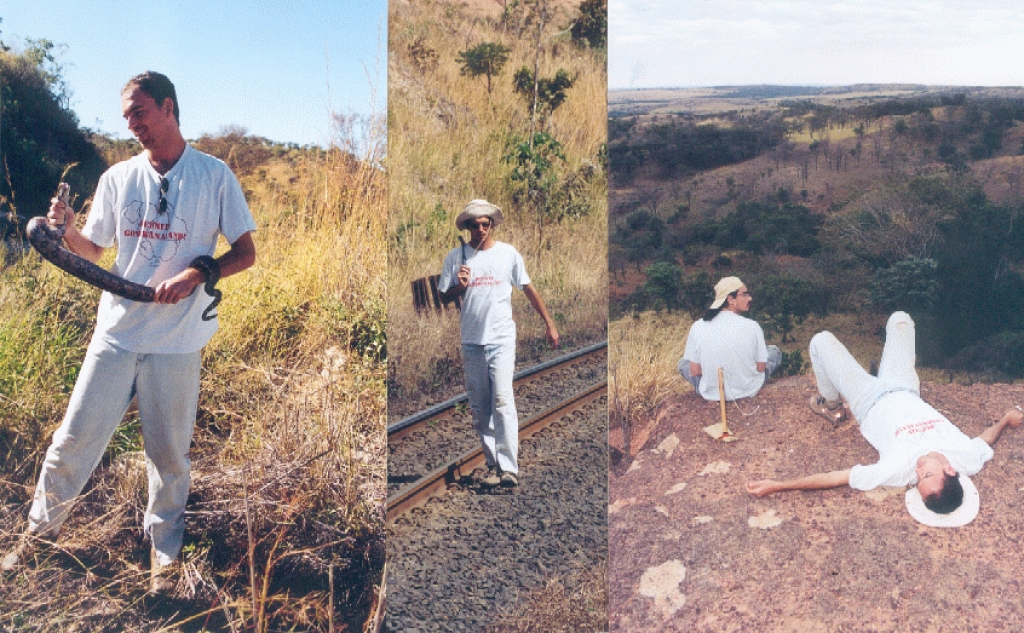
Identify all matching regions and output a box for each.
[27,183,221,320]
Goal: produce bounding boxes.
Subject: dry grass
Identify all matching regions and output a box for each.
[0,115,386,631]
[388,0,608,418]
[487,564,609,633]
[609,311,691,456]
[607,309,967,457]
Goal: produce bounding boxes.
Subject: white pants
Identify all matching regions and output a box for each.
[809,311,920,423]
[462,342,518,474]
[28,337,201,565]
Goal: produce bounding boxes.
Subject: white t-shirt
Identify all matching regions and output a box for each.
[687,311,769,401]
[82,144,257,354]
[438,241,530,345]
[848,390,994,490]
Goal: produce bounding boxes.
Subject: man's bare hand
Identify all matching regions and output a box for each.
[47,196,74,230]
[746,480,782,497]
[455,265,471,290]
[546,323,560,348]
[1006,407,1024,428]
[153,268,203,304]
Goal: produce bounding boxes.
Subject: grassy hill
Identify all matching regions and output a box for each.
[0,120,386,630]
[387,0,608,418]
[608,84,1024,437]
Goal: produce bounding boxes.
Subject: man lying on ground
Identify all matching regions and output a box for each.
[746,311,1022,527]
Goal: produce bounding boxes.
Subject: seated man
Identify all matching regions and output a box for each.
[678,276,781,401]
[746,311,1023,527]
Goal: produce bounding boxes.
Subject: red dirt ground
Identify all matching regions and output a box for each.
[610,374,1024,632]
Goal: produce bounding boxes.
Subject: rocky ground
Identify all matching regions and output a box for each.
[610,374,1024,632]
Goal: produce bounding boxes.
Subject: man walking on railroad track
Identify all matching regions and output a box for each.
[1,72,257,594]
[438,199,560,488]
[746,311,1023,527]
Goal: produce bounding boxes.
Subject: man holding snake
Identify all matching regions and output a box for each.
[2,72,256,595]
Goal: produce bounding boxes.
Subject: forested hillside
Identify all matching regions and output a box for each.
[610,86,1024,375]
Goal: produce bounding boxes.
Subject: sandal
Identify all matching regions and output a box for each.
[809,394,847,423]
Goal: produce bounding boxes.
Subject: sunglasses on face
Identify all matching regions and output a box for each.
[158,177,169,214]
[470,220,492,229]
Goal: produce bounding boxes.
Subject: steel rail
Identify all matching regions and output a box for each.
[386,380,606,525]
[387,340,607,443]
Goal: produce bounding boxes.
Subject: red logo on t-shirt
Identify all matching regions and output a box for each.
[894,419,939,438]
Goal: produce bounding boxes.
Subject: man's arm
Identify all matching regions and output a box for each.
[48,198,105,263]
[153,232,256,304]
[757,361,767,373]
[522,283,559,348]
[689,362,702,377]
[439,264,470,302]
[978,407,1024,446]
[746,469,852,497]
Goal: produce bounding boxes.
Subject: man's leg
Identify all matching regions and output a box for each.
[876,311,920,395]
[137,350,201,566]
[462,344,499,469]
[677,357,701,391]
[488,342,518,475]
[764,345,783,380]
[809,331,888,423]
[28,338,136,536]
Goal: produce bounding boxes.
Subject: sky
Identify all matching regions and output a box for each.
[1,0,385,146]
[610,0,1024,90]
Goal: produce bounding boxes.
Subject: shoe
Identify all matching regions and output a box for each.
[480,466,501,488]
[1,534,37,572]
[809,394,847,424]
[149,549,178,597]
[500,471,519,488]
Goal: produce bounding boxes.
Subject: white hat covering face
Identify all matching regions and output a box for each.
[456,199,504,230]
[710,276,744,309]
[904,473,980,528]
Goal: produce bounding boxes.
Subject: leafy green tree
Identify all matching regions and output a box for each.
[1,41,105,229]
[751,275,828,342]
[503,131,565,226]
[571,0,607,49]
[456,42,511,94]
[513,67,574,119]
[643,261,683,311]
[869,257,939,313]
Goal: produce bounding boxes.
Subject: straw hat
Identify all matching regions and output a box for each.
[904,473,979,528]
[455,199,503,230]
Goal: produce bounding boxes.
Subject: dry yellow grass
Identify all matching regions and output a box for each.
[0,115,386,631]
[388,0,608,416]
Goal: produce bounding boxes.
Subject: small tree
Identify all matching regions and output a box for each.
[869,257,939,313]
[455,42,511,94]
[752,275,828,343]
[513,67,574,120]
[571,0,607,49]
[503,131,565,230]
[643,261,683,311]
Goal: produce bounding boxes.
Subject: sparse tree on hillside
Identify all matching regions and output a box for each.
[571,0,607,49]
[456,42,511,95]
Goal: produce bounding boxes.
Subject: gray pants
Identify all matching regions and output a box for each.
[678,344,782,391]
[28,337,201,565]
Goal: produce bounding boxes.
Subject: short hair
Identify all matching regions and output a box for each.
[923,472,963,514]
[122,71,179,123]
